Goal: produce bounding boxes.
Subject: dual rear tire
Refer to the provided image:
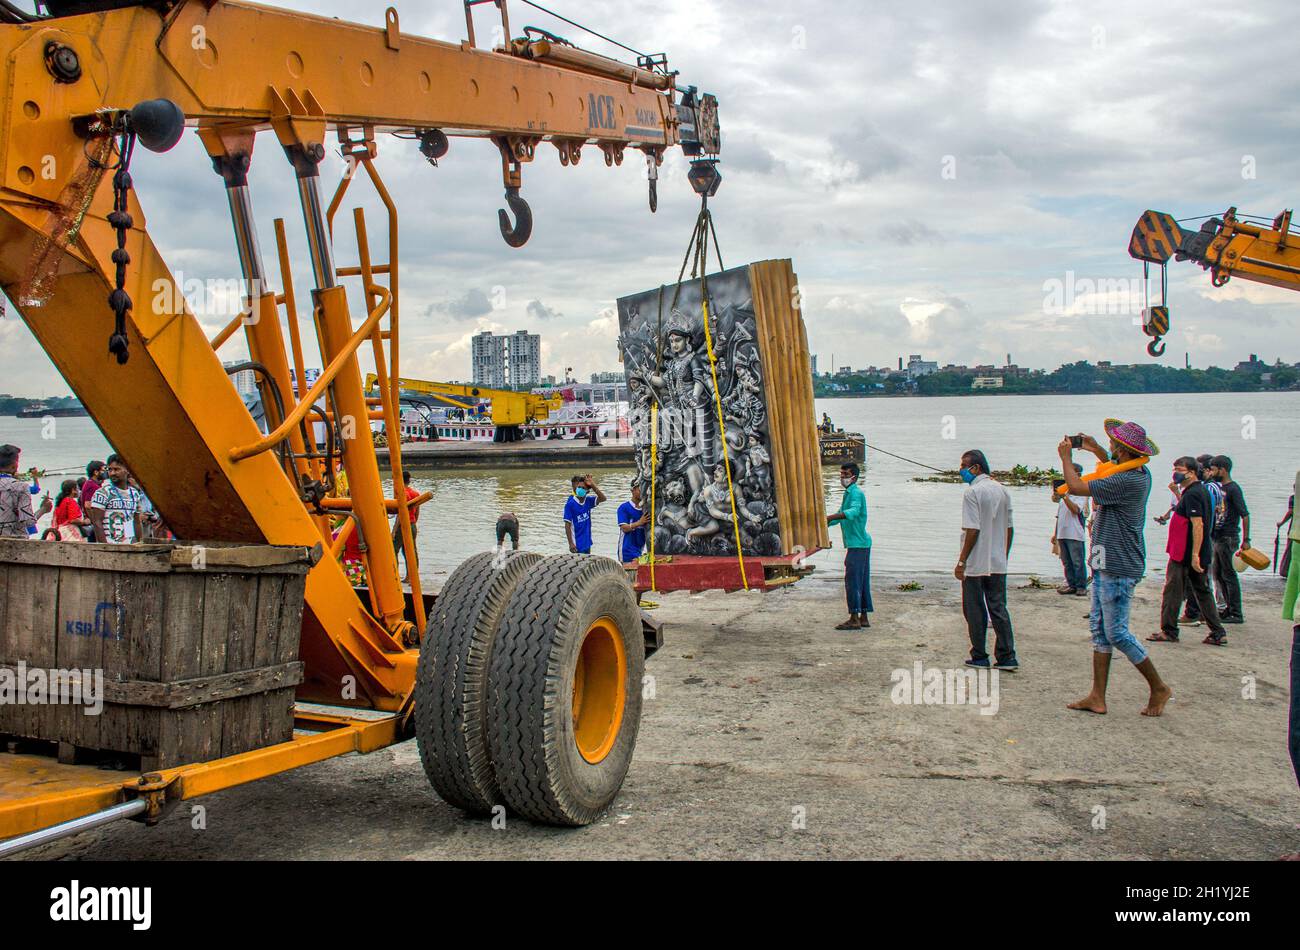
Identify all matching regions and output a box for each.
[414,552,644,826]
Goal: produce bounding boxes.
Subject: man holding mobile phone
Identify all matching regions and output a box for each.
[1059,420,1173,717]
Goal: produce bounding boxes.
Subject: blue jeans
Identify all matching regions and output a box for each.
[1059,538,1088,590]
[845,547,873,613]
[1089,571,1147,664]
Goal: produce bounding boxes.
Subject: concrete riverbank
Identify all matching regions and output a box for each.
[21,573,1296,860]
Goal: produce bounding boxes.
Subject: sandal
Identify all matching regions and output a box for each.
[1202,634,1227,646]
[1146,632,1179,642]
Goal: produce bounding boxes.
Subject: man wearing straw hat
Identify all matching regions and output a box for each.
[1058,420,1173,717]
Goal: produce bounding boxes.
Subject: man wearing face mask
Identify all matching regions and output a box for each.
[1181,453,1225,626]
[1060,420,1173,717]
[827,462,872,630]
[1150,457,1226,645]
[564,473,605,555]
[954,449,1017,671]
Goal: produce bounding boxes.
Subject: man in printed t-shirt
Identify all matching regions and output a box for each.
[87,455,146,544]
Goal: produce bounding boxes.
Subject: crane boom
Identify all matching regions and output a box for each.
[1129,207,1300,354]
[1130,207,1300,291]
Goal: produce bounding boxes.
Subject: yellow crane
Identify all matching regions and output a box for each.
[0,0,719,849]
[1129,207,1300,354]
[364,373,562,440]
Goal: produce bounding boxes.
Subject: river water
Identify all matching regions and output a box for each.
[4,391,1296,583]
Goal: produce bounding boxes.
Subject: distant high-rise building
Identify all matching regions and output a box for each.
[471,329,542,388]
[810,354,818,377]
[471,331,506,388]
[590,371,623,384]
[223,360,258,398]
[508,330,542,388]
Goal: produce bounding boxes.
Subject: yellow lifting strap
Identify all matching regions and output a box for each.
[666,198,748,590]
[648,402,658,593]
[699,292,748,589]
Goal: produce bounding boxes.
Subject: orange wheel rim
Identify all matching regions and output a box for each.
[572,616,627,764]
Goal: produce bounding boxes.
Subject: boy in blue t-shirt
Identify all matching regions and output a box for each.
[617,481,650,564]
[564,474,605,554]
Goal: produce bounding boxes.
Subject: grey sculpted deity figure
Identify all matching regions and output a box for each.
[617,267,782,557]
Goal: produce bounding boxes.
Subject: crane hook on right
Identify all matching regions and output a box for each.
[1141,304,1170,358]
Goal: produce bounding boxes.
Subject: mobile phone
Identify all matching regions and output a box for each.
[1051,478,1066,490]
[1069,435,1083,449]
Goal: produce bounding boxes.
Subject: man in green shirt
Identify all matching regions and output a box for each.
[828,462,873,630]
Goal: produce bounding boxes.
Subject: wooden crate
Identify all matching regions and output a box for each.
[616,258,829,557]
[0,540,317,770]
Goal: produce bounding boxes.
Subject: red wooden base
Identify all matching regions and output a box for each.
[632,549,819,593]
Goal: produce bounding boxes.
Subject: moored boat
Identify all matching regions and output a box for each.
[819,429,866,465]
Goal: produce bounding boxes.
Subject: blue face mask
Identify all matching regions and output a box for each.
[959,468,976,484]
[575,487,588,499]
[1172,471,1186,485]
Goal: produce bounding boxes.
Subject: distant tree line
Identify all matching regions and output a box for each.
[814,361,1299,397]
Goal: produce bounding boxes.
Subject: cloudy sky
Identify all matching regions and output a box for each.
[4,0,1300,395]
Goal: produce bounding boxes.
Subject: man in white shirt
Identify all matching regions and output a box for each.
[954,449,1018,671]
[1053,463,1090,595]
[87,455,146,544]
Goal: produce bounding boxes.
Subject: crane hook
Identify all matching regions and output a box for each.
[1147,338,1166,357]
[498,186,532,248]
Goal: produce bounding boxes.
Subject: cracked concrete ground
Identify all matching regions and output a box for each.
[17,571,1299,860]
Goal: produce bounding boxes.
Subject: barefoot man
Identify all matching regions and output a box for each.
[1059,420,1173,717]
